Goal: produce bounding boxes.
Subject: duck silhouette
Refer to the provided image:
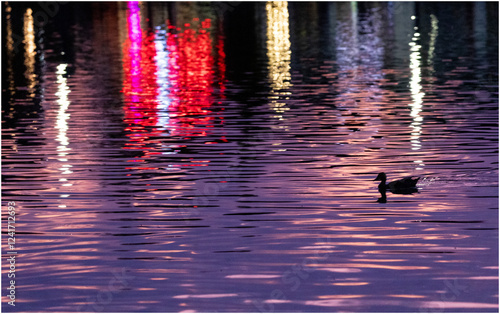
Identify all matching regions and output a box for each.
[374,172,420,203]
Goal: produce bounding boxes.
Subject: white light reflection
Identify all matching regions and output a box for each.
[56,64,71,151]
[266,1,292,122]
[55,64,73,194]
[6,4,15,96]
[154,26,171,131]
[427,14,439,72]
[408,19,425,170]
[154,25,178,162]
[23,8,37,97]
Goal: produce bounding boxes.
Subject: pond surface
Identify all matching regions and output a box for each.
[2,1,499,312]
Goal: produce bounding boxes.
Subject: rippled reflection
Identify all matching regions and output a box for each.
[266,1,292,120]
[154,26,171,131]
[122,1,162,166]
[55,64,73,204]
[428,14,439,72]
[167,17,217,137]
[23,8,37,97]
[55,64,71,153]
[1,2,498,312]
[122,2,225,169]
[409,18,423,153]
[5,3,15,97]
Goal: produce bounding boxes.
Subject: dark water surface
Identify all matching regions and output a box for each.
[2,1,499,312]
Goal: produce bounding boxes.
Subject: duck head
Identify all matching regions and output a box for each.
[374,172,387,182]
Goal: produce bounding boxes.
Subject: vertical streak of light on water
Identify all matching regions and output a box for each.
[128,1,142,93]
[55,63,73,206]
[56,64,71,154]
[265,1,292,126]
[24,8,37,98]
[408,15,425,170]
[428,14,439,74]
[5,3,15,97]
[333,3,358,132]
[350,1,358,36]
[154,26,171,132]
[154,25,178,162]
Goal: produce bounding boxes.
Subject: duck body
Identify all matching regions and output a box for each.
[374,172,419,195]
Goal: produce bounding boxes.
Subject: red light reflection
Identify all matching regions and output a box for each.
[166,18,215,137]
[216,22,226,98]
[121,2,225,168]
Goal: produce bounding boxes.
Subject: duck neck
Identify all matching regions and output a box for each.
[378,179,387,190]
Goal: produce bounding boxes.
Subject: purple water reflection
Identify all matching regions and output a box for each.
[1,2,498,312]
